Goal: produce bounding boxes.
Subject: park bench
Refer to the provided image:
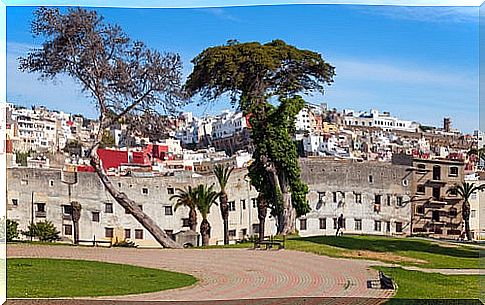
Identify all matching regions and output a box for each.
[367,271,395,290]
[253,236,285,250]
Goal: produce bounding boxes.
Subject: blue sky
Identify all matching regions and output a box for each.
[6,4,479,132]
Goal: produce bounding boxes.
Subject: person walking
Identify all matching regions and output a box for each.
[336,214,344,237]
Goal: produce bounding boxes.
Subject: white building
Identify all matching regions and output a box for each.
[211,110,247,140]
[343,109,420,133]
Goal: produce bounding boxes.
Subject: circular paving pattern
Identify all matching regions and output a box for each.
[7,244,394,302]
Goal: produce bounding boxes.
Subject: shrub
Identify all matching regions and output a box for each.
[7,219,19,242]
[112,238,137,248]
[22,221,60,242]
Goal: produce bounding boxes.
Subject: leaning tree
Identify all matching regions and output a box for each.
[185,40,335,234]
[19,7,184,248]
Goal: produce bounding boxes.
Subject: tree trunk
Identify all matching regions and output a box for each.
[189,207,198,232]
[463,200,472,241]
[70,201,81,245]
[90,143,182,248]
[219,192,229,245]
[200,218,211,246]
[257,193,267,242]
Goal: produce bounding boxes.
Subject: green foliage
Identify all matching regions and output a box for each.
[112,239,137,248]
[194,184,219,220]
[171,186,197,212]
[99,130,116,148]
[7,219,19,242]
[15,151,31,166]
[187,40,334,225]
[213,164,234,191]
[22,221,60,242]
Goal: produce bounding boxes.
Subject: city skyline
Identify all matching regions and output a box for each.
[6,4,479,132]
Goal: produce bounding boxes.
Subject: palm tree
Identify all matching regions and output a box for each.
[170,186,198,231]
[195,184,219,246]
[213,164,234,245]
[447,182,485,241]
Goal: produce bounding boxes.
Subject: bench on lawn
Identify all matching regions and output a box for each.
[253,236,285,250]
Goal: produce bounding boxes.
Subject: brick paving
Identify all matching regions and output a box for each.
[7,244,394,302]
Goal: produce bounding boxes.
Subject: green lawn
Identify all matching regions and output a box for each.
[287,235,481,269]
[7,258,197,298]
[375,267,480,301]
[212,235,481,269]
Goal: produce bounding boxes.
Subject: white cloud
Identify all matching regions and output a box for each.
[354,5,479,23]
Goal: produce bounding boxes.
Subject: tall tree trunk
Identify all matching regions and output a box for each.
[200,218,211,246]
[189,207,198,232]
[71,201,81,245]
[278,171,296,235]
[463,201,472,241]
[257,193,267,242]
[219,192,229,245]
[90,140,181,248]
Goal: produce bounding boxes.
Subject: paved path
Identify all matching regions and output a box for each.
[8,244,394,302]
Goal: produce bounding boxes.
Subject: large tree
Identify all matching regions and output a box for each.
[447,182,485,241]
[185,40,335,234]
[20,7,184,248]
[213,164,234,244]
[194,184,219,246]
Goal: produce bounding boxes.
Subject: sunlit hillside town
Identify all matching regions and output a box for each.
[5,101,485,246]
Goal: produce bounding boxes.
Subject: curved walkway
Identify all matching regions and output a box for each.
[8,244,394,302]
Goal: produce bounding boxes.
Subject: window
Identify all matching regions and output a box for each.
[49,180,54,187]
[471,210,477,218]
[449,166,458,177]
[36,203,46,212]
[417,185,425,194]
[142,188,149,195]
[125,229,131,239]
[105,228,114,238]
[167,187,175,195]
[449,208,457,217]
[368,175,373,183]
[299,219,307,230]
[332,192,338,203]
[11,199,18,206]
[64,224,72,235]
[251,198,258,208]
[182,218,190,227]
[62,205,72,215]
[118,182,122,188]
[432,210,440,222]
[333,218,338,229]
[386,221,391,232]
[229,230,236,237]
[241,199,246,210]
[252,223,260,234]
[21,179,28,186]
[448,188,458,196]
[375,194,382,205]
[135,229,144,239]
[432,187,441,201]
[396,196,403,207]
[318,218,326,230]
[374,221,381,231]
[395,222,403,233]
[432,165,441,180]
[92,212,100,222]
[165,230,175,240]
[355,219,362,231]
[417,205,425,214]
[355,193,362,203]
[229,201,236,211]
[386,195,391,206]
[105,202,113,213]
[164,206,173,216]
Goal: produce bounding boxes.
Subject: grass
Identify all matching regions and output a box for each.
[7,258,197,298]
[374,267,480,301]
[211,235,481,269]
